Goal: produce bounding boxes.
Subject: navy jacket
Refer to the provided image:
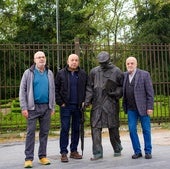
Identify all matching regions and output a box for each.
[55,66,87,107]
[123,68,154,116]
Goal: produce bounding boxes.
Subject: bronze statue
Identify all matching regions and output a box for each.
[85,51,124,160]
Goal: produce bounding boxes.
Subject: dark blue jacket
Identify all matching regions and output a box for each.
[55,65,87,107]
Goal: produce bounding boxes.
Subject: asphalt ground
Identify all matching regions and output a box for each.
[0,128,170,169]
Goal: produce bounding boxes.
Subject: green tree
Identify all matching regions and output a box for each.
[0,0,16,42]
[132,0,170,43]
[0,0,137,44]
[14,0,56,43]
[58,0,99,43]
[11,0,100,44]
[86,0,136,44]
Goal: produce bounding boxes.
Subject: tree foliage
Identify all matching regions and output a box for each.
[0,0,17,42]
[0,0,170,44]
[0,0,136,44]
[11,0,101,44]
[14,0,56,43]
[132,0,170,43]
[58,0,99,43]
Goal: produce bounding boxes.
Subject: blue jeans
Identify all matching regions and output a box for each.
[127,110,152,154]
[60,104,81,154]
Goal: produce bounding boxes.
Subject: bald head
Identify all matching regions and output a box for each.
[67,54,79,71]
[126,56,137,74]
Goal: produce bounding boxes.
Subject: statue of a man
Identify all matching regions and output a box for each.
[85,51,124,160]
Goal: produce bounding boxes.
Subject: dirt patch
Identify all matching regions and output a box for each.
[85,127,170,146]
[101,128,170,146]
[0,127,170,146]
[0,108,11,115]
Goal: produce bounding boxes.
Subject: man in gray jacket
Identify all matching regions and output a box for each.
[19,51,55,168]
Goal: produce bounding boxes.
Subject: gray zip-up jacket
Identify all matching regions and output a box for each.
[19,64,55,111]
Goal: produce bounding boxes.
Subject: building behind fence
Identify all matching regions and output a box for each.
[0,41,170,132]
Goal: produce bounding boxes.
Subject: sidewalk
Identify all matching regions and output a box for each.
[0,129,170,169]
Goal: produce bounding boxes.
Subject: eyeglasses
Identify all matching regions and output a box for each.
[35,56,46,59]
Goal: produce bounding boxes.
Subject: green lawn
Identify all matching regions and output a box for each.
[0,95,170,132]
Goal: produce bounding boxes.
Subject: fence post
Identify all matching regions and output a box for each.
[74,37,80,56]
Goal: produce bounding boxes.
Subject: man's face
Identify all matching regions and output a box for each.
[126,57,137,74]
[67,54,79,71]
[99,60,109,69]
[34,51,46,68]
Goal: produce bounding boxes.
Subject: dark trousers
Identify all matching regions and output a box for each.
[25,104,51,161]
[60,104,81,154]
[91,127,121,157]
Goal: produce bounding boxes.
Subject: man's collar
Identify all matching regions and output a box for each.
[129,68,137,75]
[66,65,79,72]
[35,65,45,72]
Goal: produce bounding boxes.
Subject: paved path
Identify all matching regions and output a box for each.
[0,129,170,169]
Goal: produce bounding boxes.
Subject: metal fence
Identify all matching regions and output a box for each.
[0,41,170,132]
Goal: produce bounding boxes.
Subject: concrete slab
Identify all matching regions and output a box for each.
[0,130,170,169]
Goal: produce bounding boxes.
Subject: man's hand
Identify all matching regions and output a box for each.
[22,110,28,118]
[107,91,117,97]
[147,109,153,115]
[61,103,65,107]
[51,111,55,116]
[81,102,89,112]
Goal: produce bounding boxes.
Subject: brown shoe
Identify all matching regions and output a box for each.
[70,151,82,159]
[61,154,69,162]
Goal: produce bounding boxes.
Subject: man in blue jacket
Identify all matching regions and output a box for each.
[55,54,87,162]
[123,56,154,159]
[19,51,55,168]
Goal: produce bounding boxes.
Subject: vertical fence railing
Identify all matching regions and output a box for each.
[0,43,170,132]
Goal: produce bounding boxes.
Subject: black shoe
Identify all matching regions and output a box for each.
[132,153,142,159]
[145,153,152,159]
[114,152,121,157]
[90,156,103,161]
[114,144,123,157]
[90,154,103,161]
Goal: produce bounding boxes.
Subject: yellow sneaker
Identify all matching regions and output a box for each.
[39,157,51,165]
[24,160,33,168]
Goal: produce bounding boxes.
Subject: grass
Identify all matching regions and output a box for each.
[0,95,170,133]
